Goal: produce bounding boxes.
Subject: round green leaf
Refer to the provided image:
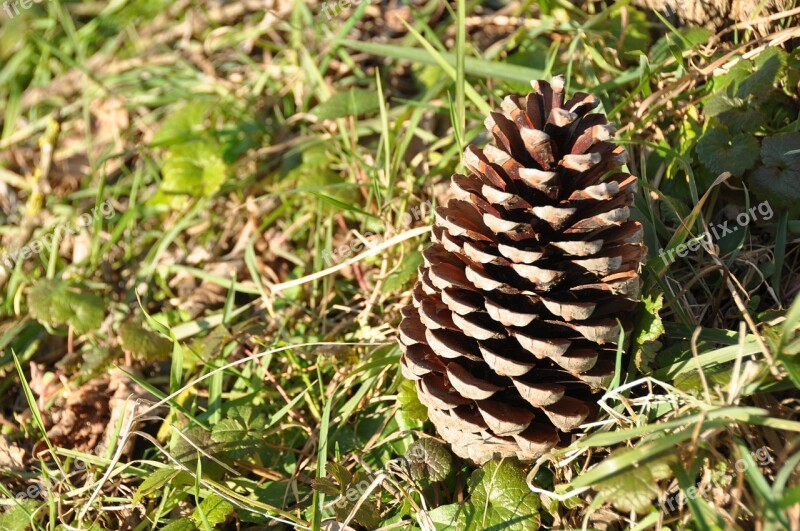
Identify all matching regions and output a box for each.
[760,131,800,168]
[118,321,172,360]
[696,127,759,177]
[749,166,800,210]
[406,438,452,482]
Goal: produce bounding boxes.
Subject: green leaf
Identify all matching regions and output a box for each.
[209,418,246,444]
[152,101,212,146]
[736,47,787,99]
[716,108,768,134]
[673,360,770,394]
[310,477,341,496]
[317,464,382,528]
[703,92,745,118]
[187,325,231,363]
[382,252,423,294]
[0,498,42,530]
[161,138,228,198]
[761,132,800,169]
[231,405,265,430]
[708,60,751,94]
[160,518,197,531]
[469,459,540,529]
[170,426,226,479]
[749,133,800,209]
[311,88,381,120]
[633,294,665,373]
[428,502,476,530]
[152,100,229,203]
[396,379,427,422]
[27,279,104,334]
[406,438,452,482]
[191,493,234,527]
[118,320,172,360]
[210,405,267,458]
[133,467,188,505]
[332,469,382,529]
[429,460,539,530]
[635,294,665,344]
[696,127,759,177]
[749,167,800,210]
[594,455,674,514]
[325,461,352,489]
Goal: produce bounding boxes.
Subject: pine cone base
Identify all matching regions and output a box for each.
[399,77,645,464]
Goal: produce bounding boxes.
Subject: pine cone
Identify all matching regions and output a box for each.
[398,77,646,464]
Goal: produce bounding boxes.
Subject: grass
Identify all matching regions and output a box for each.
[0,0,799,529]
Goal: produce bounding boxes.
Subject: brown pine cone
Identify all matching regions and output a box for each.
[398,77,646,464]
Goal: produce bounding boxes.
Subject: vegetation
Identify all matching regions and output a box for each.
[0,1,798,529]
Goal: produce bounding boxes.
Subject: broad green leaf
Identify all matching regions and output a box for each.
[696,127,759,177]
[594,455,674,514]
[736,47,787,99]
[133,467,187,505]
[210,405,267,458]
[170,426,226,479]
[191,493,234,527]
[428,502,476,530]
[161,138,228,198]
[118,321,172,360]
[469,460,540,529]
[750,167,800,210]
[310,477,340,496]
[187,325,231,363]
[0,498,42,530]
[396,379,427,422]
[28,279,104,334]
[673,360,770,394]
[760,131,800,168]
[210,418,247,444]
[406,438,452,482]
[152,102,211,146]
[703,92,745,118]
[228,405,265,430]
[333,470,381,529]
[211,405,266,443]
[427,460,541,529]
[716,108,768,134]
[316,463,381,528]
[325,461,352,490]
[708,60,751,93]
[311,88,380,120]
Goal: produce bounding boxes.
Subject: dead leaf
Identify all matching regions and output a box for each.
[0,435,26,470]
